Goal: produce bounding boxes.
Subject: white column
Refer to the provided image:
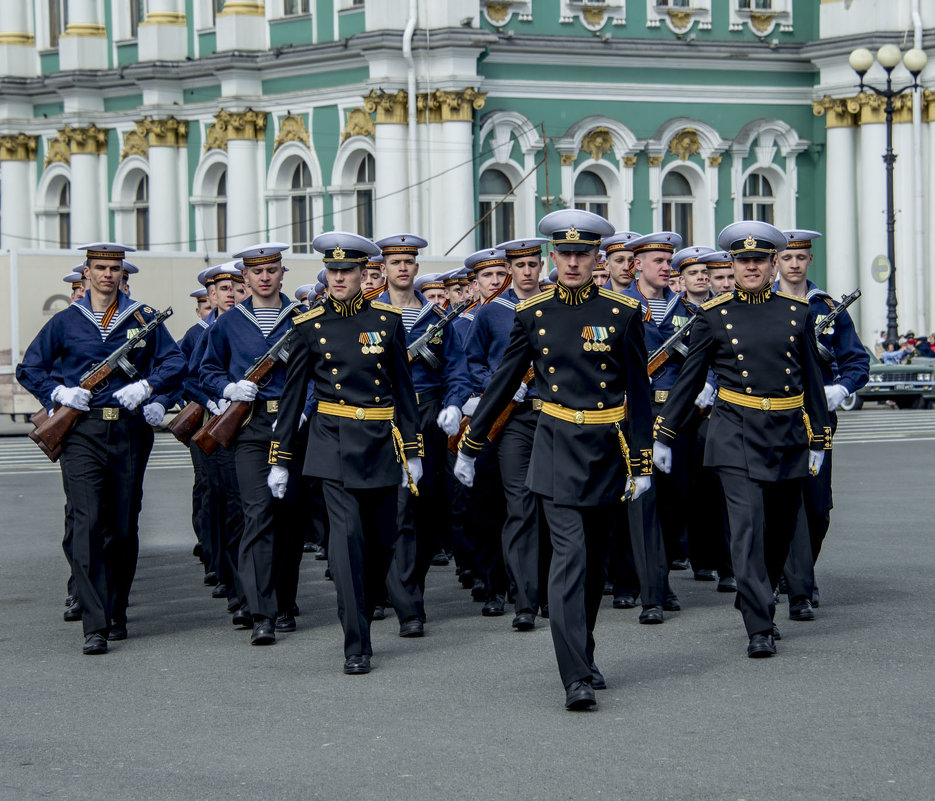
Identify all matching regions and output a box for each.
[928,118,935,336]
[824,124,859,315]
[138,0,187,62]
[433,120,474,258]
[0,2,36,77]
[0,156,34,248]
[59,0,107,71]
[148,146,181,252]
[856,121,888,345]
[892,121,918,333]
[374,123,410,235]
[216,1,268,52]
[226,139,261,252]
[70,152,104,243]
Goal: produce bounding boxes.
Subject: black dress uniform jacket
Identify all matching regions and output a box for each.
[271,292,421,487]
[460,281,653,506]
[654,287,832,480]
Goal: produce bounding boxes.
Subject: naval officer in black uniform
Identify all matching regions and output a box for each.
[267,232,422,675]
[652,221,832,658]
[454,209,654,711]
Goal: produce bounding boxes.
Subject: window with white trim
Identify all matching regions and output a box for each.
[134,175,150,250]
[355,154,375,239]
[662,171,693,245]
[57,181,71,249]
[742,173,774,224]
[478,169,515,248]
[290,162,313,253]
[574,171,609,220]
[215,171,228,253]
[283,0,310,14]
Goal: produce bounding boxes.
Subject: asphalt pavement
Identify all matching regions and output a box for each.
[1,410,933,800]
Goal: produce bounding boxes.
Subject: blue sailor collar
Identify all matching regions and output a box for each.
[624,282,682,322]
[233,293,299,332]
[376,289,437,324]
[73,290,144,341]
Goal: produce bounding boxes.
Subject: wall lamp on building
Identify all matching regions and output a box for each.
[848,45,928,347]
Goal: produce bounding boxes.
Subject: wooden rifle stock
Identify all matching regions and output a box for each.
[192,414,223,455]
[447,416,470,454]
[446,366,536,454]
[28,408,63,462]
[203,399,252,450]
[167,402,205,447]
[646,349,670,378]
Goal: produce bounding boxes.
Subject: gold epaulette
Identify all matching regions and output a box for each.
[775,291,808,304]
[701,293,732,310]
[516,286,555,313]
[292,306,325,325]
[371,300,402,314]
[599,287,639,308]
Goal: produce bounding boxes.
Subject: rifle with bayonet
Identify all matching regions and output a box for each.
[407,300,468,369]
[815,288,861,363]
[29,307,174,462]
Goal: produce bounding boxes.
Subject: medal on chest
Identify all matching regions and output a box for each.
[360,331,384,354]
[582,325,610,352]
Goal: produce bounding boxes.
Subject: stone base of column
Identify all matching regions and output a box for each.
[0,43,36,77]
[59,32,108,71]
[216,5,268,52]
[138,20,188,62]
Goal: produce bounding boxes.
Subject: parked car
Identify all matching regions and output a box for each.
[840,349,935,410]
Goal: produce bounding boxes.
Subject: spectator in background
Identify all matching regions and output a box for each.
[874,330,886,358]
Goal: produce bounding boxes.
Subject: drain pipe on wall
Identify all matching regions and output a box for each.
[403,0,421,233]
[911,0,926,333]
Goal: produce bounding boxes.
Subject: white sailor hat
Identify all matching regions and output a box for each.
[717,221,786,257]
[121,260,140,276]
[64,270,84,287]
[232,242,289,267]
[375,233,428,256]
[313,232,380,270]
[671,246,715,274]
[596,250,607,264]
[548,267,558,283]
[294,283,314,302]
[442,268,465,286]
[415,273,446,293]
[197,267,213,286]
[316,268,328,286]
[602,231,641,254]
[313,281,326,297]
[782,229,823,250]
[538,209,613,252]
[628,231,683,256]
[698,251,734,269]
[190,288,208,299]
[496,237,548,259]
[205,260,243,283]
[464,248,508,274]
[78,242,135,260]
[364,253,384,270]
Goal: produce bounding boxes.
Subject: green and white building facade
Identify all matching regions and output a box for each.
[0,0,933,343]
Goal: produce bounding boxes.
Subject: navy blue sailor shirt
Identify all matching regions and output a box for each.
[621,283,693,392]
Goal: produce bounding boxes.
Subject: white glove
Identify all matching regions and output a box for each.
[217,398,230,413]
[403,456,423,488]
[629,476,652,502]
[223,380,258,402]
[694,383,716,409]
[512,383,529,403]
[808,450,825,476]
[143,402,165,426]
[299,412,308,429]
[462,396,480,417]
[824,384,849,412]
[267,465,289,499]
[653,441,672,474]
[436,405,462,436]
[114,380,152,411]
[206,400,220,415]
[51,385,91,411]
[453,451,476,487]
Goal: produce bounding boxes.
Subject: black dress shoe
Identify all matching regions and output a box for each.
[192,543,203,559]
[83,632,108,655]
[512,611,535,631]
[324,567,333,581]
[470,578,487,602]
[227,596,241,613]
[275,613,296,632]
[771,622,782,641]
[564,679,596,710]
[290,603,300,617]
[670,558,691,571]
[613,594,637,609]
[603,581,614,596]
[747,633,777,658]
[663,592,681,612]
[788,596,815,621]
[251,618,276,645]
[717,576,738,593]
[430,551,450,567]
[589,663,606,690]
[64,598,82,622]
[203,571,218,586]
[459,569,474,589]
[482,594,505,616]
[811,586,820,608]
[211,583,228,599]
[539,604,549,619]
[694,569,717,581]
[399,618,424,637]
[107,624,127,641]
[314,546,327,561]
[344,654,372,675]
[777,575,789,595]
[302,541,315,553]
[639,605,664,624]
[372,605,385,621]
[232,605,251,628]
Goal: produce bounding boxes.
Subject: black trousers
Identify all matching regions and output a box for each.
[188,441,212,568]
[686,416,733,577]
[470,442,507,599]
[540,497,612,689]
[62,476,76,598]
[59,414,148,636]
[233,408,301,621]
[716,467,803,637]
[496,405,543,614]
[612,486,670,606]
[652,400,691,565]
[321,480,398,657]
[205,443,245,603]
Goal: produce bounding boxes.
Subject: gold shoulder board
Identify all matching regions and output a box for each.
[371,300,402,314]
[516,286,555,313]
[775,291,808,304]
[701,293,732,310]
[599,287,639,308]
[293,306,325,325]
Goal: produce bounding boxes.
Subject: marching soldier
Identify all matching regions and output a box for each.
[706,251,736,296]
[361,254,386,297]
[192,287,211,320]
[267,232,422,674]
[17,242,184,654]
[455,209,654,710]
[604,232,638,295]
[653,221,832,658]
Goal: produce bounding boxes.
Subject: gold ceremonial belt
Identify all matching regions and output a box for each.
[718,387,804,411]
[265,400,279,413]
[317,400,396,421]
[540,401,627,425]
[654,390,669,403]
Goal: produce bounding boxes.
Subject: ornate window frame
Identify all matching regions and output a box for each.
[646,0,711,34]
[729,0,793,36]
[328,136,377,236]
[266,141,324,253]
[481,1,533,26]
[110,155,150,249]
[190,150,229,254]
[35,162,71,250]
[560,1,626,30]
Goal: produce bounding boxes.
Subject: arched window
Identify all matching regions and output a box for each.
[742,172,774,224]
[355,154,375,238]
[134,175,149,250]
[57,181,70,249]
[662,171,693,244]
[574,170,609,219]
[216,171,227,252]
[478,168,514,248]
[290,162,313,253]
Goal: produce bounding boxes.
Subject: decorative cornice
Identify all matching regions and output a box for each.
[205,108,267,151]
[121,129,148,161]
[667,9,695,31]
[669,128,701,161]
[811,96,856,129]
[0,32,36,46]
[926,90,935,124]
[217,1,265,17]
[581,6,607,28]
[812,93,917,128]
[622,155,638,168]
[275,114,311,150]
[138,116,188,147]
[581,126,614,162]
[60,23,107,39]
[484,2,512,23]
[648,155,663,167]
[707,155,723,168]
[139,11,187,26]
[419,88,488,124]
[44,133,70,166]
[50,125,109,158]
[364,89,408,124]
[340,109,373,144]
[0,133,37,162]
